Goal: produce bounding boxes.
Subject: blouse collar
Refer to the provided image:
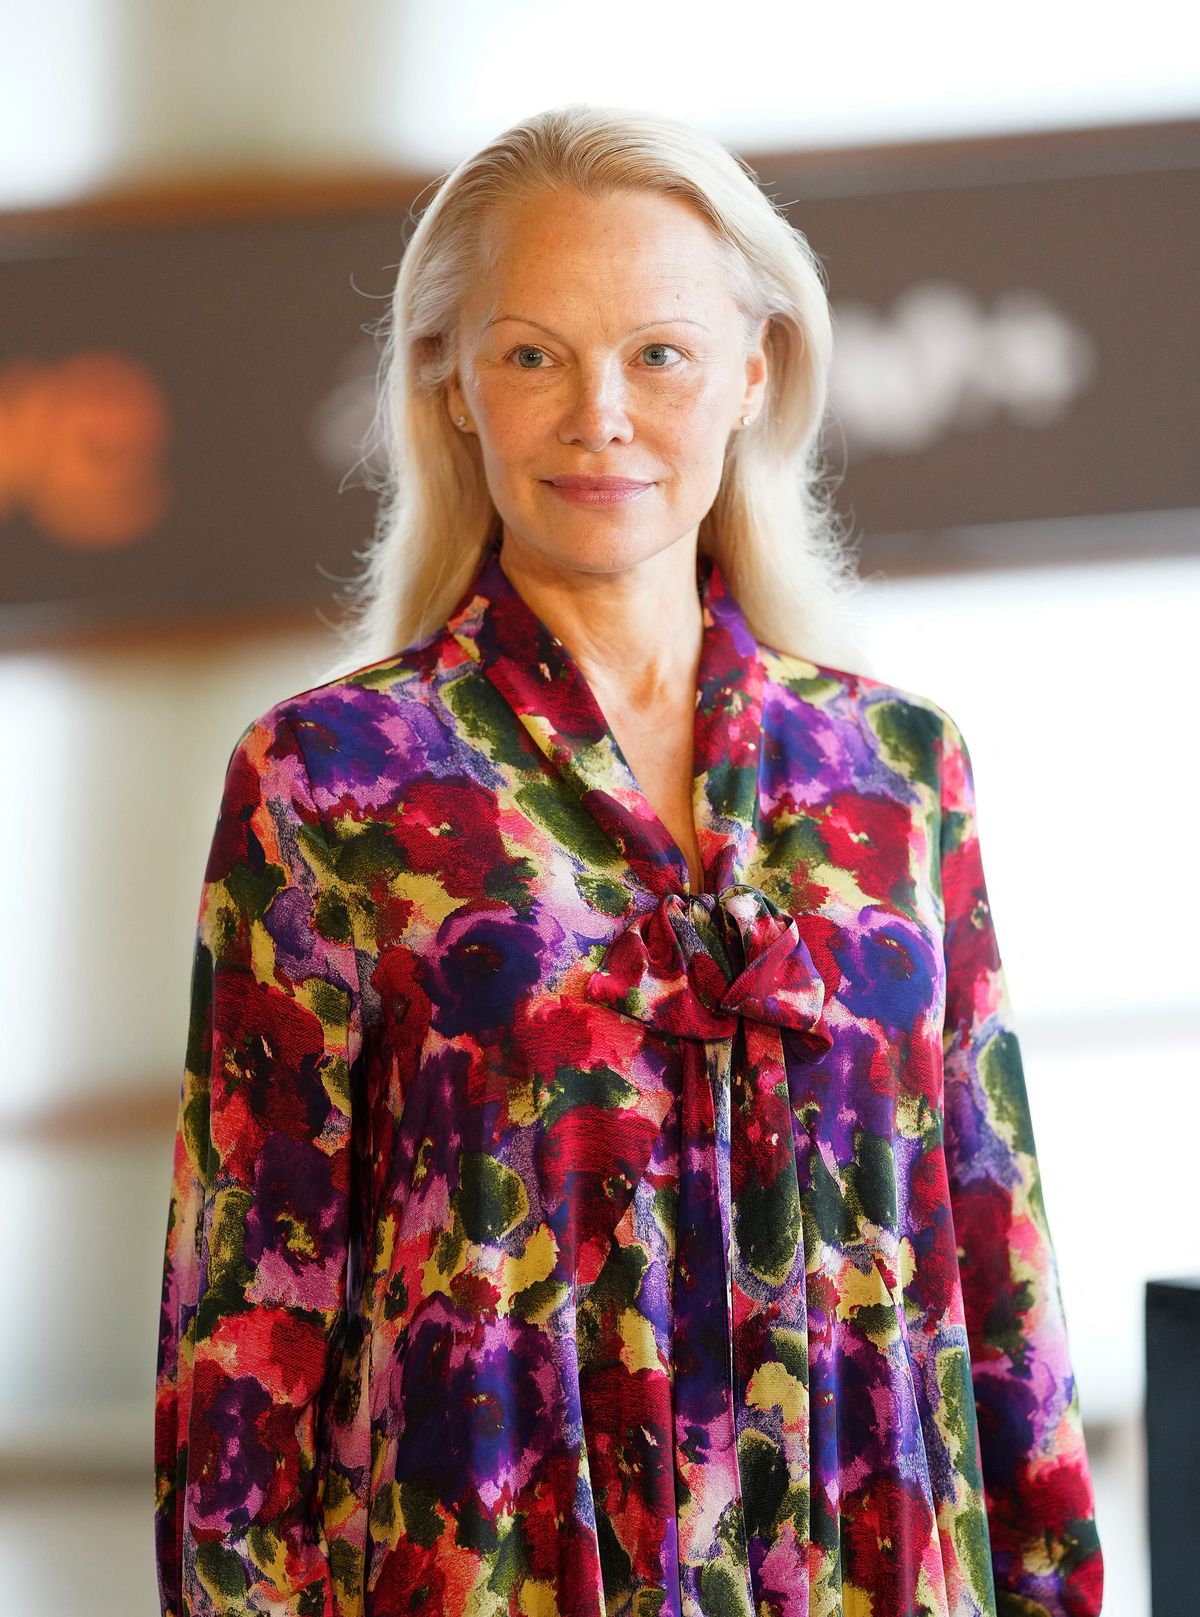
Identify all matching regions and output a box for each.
[445,534,768,898]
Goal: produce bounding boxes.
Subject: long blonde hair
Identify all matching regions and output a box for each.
[334,103,863,672]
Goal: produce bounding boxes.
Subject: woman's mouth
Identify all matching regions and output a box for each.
[543,476,652,507]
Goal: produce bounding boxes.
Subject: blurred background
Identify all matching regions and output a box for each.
[2,2,1198,1612]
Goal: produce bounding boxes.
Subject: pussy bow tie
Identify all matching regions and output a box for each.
[582,882,835,1593]
[585,883,833,1054]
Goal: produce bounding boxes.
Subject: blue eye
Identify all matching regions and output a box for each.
[512,346,547,369]
[642,344,681,367]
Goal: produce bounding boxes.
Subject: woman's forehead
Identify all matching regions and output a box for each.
[466,191,737,326]
[478,187,722,273]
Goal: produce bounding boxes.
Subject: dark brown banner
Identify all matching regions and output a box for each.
[2,119,1197,639]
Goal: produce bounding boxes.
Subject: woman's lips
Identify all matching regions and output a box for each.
[544,476,652,507]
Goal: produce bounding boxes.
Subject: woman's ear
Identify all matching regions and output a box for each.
[445,379,474,435]
[446,376,465,429]
[741,315,771,419]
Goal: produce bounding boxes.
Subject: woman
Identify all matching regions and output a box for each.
[155,105,1103,1617]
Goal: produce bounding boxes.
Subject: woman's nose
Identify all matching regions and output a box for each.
[557,361,635,449]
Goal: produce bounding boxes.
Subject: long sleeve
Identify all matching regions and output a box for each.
[154,710,363,1617]
[938,713,1103,1617]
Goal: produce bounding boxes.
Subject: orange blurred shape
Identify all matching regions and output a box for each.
[0,350,171,547]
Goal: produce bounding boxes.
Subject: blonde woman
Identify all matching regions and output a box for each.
[155,104,1102,1617]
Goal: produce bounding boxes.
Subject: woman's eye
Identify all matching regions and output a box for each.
[641,343,682,367]
[511,346,548,369]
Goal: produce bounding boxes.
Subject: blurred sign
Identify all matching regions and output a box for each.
[1,121,1198,639]
[0,350,171,548]
[0,205,396,637]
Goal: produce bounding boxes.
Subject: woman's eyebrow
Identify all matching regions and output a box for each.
[483,315,710,336]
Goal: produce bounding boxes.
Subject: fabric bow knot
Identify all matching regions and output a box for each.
[586,884,832,1055]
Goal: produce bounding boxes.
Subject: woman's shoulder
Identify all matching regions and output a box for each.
[247,620,475,731]
[761,642,961,736]
[219,629,465,796]
[758,643,974,805]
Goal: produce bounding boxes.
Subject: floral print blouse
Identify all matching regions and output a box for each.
[154,537,1103,1617]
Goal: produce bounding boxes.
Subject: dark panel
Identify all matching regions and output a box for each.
[1145,1277,1200,1617]
[793,164,1200,537]
[0,209,399,627]
[2,120,1197,640]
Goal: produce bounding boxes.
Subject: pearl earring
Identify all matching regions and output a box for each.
[741,415,751,427]
[457,415,467,429]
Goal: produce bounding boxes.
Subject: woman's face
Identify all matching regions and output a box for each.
[448,186,769,578]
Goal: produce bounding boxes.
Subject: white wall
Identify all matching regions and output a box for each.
[4,0,1198,206]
